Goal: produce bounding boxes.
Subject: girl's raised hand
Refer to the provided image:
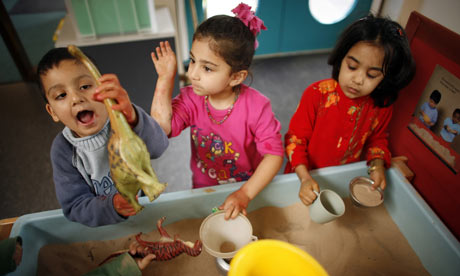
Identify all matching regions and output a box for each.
[218,189,250,220]
[151,41,177,80]
[94,74,137,125]
[299,178,320,206]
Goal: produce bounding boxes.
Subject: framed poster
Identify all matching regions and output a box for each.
[408,64,460,173]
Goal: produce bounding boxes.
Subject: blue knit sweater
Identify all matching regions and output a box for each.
[50,105,168,227]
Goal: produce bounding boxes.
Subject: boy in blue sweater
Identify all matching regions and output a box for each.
[418,89,441,129]
[37,48,168,227]
[440,108,460,143]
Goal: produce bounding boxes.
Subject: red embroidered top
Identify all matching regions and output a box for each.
[284,79,392,173]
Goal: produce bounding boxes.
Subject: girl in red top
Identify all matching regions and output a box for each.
[285,15,415,206]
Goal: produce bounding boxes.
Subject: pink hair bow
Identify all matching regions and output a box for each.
[231,3,267,49]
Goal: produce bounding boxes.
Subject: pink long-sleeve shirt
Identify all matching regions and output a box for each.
[170,84,283,188]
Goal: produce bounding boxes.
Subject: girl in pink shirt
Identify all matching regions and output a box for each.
[150,3,283,219]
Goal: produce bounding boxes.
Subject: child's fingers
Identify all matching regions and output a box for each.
[380,180,386,190]
[113,194,137,216]
[98,74,120,85]
[229,211,239,220]
[160,41,169,52]
[137,254,156,270]
[229,205,241,219]
[129,241,147,255]
[161,41,173,55]
[222,202,243,220]
[299,194,315,206]
[224,208,232,220]
[151,52,158,62]
[94,83,134,120]
[370,168,386,190]
[129,241,138,255]
[118,208,136,217]
[156,45,164,58]
[94,82,119,98]
[97,92,135,122]
[125,208,137,217]
[299,188,317,206]
[372,178,386,190]
[164,41,171,51]
[299,197,312,206]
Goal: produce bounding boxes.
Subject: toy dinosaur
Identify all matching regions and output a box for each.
[100,217,202,264]
[67,45,167,213]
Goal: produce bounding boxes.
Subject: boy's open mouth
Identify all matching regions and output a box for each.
[77,110,95,124]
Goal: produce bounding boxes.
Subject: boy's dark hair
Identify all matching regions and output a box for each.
[36,47,78,102]
[328,14,416,107]
[453,108,460,117]
[193,15,255,73]
[429,90,441,104]
[37,47,97,102]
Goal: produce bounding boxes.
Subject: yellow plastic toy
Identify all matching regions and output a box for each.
[228,239,328,276]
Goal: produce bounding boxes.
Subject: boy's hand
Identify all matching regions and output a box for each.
[129,240,156,270]
[93,74,137,126]
[299,178,319,206]
[218,189,250,220]
[113,193,137,217]
[151,41,177,81]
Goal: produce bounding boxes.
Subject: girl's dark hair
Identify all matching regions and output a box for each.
[193,15,255,73]
[36,47,78,102]
[328,14,416,107]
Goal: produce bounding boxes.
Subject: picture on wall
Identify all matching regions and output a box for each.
[408,64,460,173]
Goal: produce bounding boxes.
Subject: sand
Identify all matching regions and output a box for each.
[37,198,429,276]
[352,183,383,207]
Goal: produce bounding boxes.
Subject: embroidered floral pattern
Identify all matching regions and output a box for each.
[286,135,302,162]
[348,106,358,115]
[368,147,385,159]
[318,79,337,93]
[325,93,340,108]
[337,137,342,148]
[316,80,340,109]
[371,118,379,130]
[361,132,369,145]
[353,149,362,159]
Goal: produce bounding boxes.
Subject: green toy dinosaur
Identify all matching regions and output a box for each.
[68,45,167,213]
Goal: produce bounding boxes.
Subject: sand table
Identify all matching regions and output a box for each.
[38,198,429,276]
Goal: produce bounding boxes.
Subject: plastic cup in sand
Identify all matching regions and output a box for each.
[199,211,257,260]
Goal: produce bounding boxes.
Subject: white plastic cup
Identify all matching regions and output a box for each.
[199,211,257,259]
[309,189,345,224]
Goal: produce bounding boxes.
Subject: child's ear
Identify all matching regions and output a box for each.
[229,70,248,87]
[45,104,60,123]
